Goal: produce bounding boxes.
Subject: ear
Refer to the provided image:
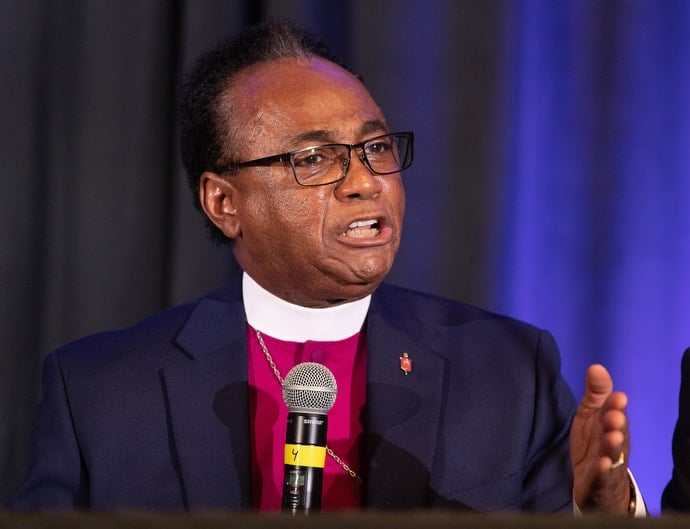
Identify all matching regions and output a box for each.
[199,171,241,239]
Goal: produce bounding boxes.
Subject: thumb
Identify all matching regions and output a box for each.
[581,364,613,409]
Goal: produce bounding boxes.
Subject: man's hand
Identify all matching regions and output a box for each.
[570,364,632,514]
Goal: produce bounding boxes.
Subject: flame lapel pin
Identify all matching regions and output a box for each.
[399,352,412,375]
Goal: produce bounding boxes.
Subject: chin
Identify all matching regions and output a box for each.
[347,262,392,287]
[320,255,394,294]
[328,282,381,305]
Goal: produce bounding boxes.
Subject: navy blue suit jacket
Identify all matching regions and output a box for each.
[662,347,690,511]
[8,276,576,512]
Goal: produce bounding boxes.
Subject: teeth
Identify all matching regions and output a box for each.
[345,219,379,238]
[348,219,377,229]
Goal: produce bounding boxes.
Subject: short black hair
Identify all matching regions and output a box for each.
[178,20,352,244]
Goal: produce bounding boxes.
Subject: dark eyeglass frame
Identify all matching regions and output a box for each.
[220,131,414,187]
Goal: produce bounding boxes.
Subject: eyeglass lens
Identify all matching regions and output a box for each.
[292,134,410,186]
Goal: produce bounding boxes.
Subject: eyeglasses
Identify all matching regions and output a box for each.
[222,132,414,186]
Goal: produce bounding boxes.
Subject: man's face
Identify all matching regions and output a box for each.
[216,57,405,307]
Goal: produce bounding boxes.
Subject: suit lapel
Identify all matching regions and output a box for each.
[364,289,448,508]
[161,282,251,509]
[159,280,450,509]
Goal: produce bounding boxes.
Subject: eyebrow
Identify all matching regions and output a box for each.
[360,120,388,137]
[288,120,388,147]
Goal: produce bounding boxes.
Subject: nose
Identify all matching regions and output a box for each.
[334,151,382,200]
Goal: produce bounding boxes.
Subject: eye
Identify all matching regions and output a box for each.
[364,137,393,157]
[293,147,331,168]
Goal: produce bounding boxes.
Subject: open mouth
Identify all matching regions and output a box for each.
[344,219,380,238]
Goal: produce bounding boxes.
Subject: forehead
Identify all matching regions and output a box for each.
[226,57,387,152]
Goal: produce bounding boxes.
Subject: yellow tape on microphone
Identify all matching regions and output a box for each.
[284,444,327,468]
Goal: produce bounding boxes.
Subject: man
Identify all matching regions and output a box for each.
[8,21,639,514]
[662,347,690,510]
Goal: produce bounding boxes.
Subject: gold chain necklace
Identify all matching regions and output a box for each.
[254,329,364,485]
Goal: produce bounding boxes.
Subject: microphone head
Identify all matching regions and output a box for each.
[282,362,337,413]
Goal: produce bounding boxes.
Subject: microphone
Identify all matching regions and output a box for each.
[281,362,337,514]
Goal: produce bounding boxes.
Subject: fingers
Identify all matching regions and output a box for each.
[599,402,630,469]
[601,429,625,454]
[601,401,628,429]
[605,391,628,412]
[582,364,631,463]
[581,364,614,408]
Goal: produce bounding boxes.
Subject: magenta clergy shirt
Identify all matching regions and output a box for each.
[242,272,370,510]
[247,324,367,510]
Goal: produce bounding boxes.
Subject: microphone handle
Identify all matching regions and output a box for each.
[282,411,328,514]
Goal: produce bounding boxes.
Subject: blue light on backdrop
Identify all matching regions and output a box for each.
[495,0,690,513]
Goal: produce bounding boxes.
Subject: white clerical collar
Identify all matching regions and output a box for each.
[242,272,371,342]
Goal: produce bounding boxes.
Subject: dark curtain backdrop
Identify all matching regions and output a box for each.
[1,0,688,514]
